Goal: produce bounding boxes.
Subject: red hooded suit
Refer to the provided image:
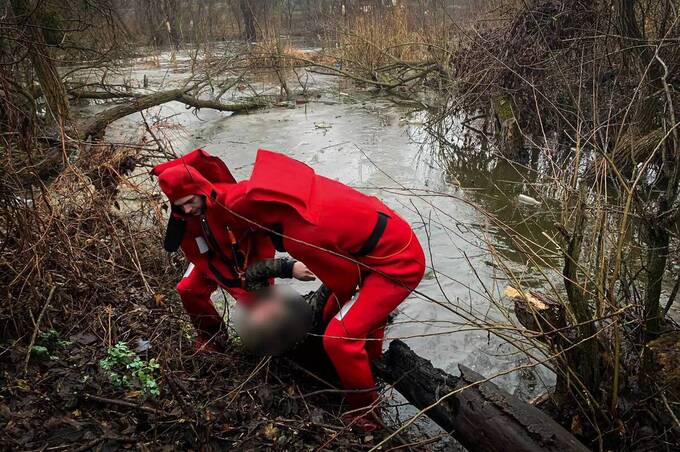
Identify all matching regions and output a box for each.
[152,150,275,340]
[225,150,426,410]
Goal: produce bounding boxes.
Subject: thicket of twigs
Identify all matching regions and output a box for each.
[428,1,680,450]
[0,143,165,332]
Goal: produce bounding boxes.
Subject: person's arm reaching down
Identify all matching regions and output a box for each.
[244,258,315,292]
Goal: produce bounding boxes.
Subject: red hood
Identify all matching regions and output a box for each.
[152,148,236,203]
[246,149,318,223]
[157,165,214,203]
[152,148,236,183]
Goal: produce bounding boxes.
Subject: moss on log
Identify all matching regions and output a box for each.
[492,95,524,158]
[644,331,680,397]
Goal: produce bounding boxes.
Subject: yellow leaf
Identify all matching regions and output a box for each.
[153,293,166,307]
[263,423,279,440]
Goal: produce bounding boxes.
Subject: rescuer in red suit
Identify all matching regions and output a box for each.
[152,150,314,353]
[223,150,425,431]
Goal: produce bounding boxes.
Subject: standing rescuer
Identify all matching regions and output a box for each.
[152,149,313,353]
[172,149,425,431]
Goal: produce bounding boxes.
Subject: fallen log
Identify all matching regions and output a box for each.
[374,340,590,452]
[80,88,188,139]
[79,88,269,139]
[177,94,268,113]
[68,89,138,100]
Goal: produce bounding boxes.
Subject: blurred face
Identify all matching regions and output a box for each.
[234,287,313,356]
[249,296,287,327]
[174,194,204,216]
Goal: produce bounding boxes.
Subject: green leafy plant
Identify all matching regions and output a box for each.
[29,345,50,361]
[99,342,160,396]
[30,329,71,361]
[39,329,71,351]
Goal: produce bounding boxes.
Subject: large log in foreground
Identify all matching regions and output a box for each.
[374,340,590,452]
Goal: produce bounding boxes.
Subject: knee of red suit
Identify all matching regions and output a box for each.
[365,328,385,361]
[176,272,266,332]
[322,327,371,378]
[225,286,257,305]
[176,274,213,298]
[177,271,261,305]
[176,278,221,331]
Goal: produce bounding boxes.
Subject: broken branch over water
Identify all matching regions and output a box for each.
[78,88,269,139]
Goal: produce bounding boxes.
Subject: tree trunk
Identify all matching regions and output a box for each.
[644,212,669,339]
[164,0,182,49]
[10,0,71,126]
[240,0,257,41]
[561,202,600,395]
[616,0,641,43]
[491,95,523,158]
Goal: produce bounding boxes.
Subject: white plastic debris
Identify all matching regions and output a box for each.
[518,194,541,206]
[135,339,151,353]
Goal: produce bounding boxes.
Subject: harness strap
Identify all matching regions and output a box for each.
[352,212,389,257]
[200,217,230,264]
[200,215,245,286]
[269,224,285,252]
[207,258,242,287]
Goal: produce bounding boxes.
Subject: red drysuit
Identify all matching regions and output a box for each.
[225,150,426,410]
[152,150,275,337]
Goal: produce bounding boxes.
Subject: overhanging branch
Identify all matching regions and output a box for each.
[78,88,269,139]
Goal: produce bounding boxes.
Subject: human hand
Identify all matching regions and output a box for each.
[292,262,316,281]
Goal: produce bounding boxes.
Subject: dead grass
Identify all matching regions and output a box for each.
[334,5,457,76]
[246,35,308,70]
